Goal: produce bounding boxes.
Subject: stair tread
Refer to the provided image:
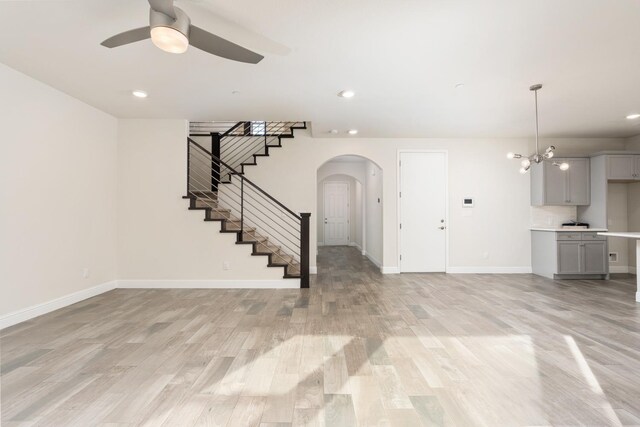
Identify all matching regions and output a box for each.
[187,123,305,283]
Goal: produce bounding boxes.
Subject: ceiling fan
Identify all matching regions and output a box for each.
[101,0,264,64]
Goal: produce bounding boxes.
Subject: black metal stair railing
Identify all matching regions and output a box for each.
[186,137,310,287]
[189,121,306,180]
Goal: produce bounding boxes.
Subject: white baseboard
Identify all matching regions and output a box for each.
[364,251,382,268]
[630,266,637,275]
[309,266,318,274]
[447,266,533,274]
[118,279,300,289]
[609,266,630,274]
[361,251,398,274]
[0,280,117,330]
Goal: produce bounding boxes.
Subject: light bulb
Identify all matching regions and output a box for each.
[507,152,515,159]
[559,162,570,171]
[151,26,189,54]
[546,151,554,159]
[521,159,531,168]
[519,167,528,174]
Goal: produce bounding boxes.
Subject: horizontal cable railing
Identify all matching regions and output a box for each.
[187,137,310,286]
[190,121,305,179]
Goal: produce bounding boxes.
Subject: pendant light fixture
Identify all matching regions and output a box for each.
[507,84,569,174]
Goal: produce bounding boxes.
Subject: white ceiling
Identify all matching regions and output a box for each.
[1,0,640,138]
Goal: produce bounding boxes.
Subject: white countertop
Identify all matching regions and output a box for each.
[598,232,640,239]
[530,228,608,232]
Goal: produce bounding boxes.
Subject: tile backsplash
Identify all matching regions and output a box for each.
[530,206,577,228]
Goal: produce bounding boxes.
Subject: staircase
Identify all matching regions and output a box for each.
[184,121,310,287]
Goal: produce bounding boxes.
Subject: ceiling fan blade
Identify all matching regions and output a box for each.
[148,0,176,19]
[101,27,151,48]
[189,25,264,64]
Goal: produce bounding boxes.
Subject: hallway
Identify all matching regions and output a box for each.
[1,247,639,425]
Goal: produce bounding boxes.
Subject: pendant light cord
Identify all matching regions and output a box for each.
[534,88,539,155]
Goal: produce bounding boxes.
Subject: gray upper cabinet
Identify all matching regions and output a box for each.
[531,157,590,206]
[606,154,640,180]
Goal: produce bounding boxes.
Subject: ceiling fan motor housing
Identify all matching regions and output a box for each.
[150,6,191,38]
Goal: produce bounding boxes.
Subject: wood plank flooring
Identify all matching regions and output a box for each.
[2,246,640,426]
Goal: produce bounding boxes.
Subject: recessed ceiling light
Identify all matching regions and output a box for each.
[627,113,640,120]
[348,129,358,135]
[329,129,339,134]
[132,90,148,98]
[338,90,355,98]
[455,83,465,89]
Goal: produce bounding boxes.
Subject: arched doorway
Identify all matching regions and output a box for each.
[316,155,384,271]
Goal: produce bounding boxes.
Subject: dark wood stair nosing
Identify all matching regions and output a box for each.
[184,122,306,283]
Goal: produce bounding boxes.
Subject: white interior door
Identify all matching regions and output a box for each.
[400,152,447,272]
[324,182,350,246]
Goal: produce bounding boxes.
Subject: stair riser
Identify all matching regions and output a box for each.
[186,122,306,281]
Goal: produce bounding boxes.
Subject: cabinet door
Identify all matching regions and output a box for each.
[635,156,640,180]
[544,160,568,205]
[557,242,581,274]
[582,241,607,274]
[566,158,590,205]
[607,155,636,180]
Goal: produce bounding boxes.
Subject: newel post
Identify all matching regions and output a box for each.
[300,213,311,288]
[186,139,191,196]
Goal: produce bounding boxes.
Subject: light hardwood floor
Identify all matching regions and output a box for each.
[2,246,640,426]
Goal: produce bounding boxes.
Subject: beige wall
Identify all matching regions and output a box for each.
[117,119,284,282]
[242,132,625,272]
[364,161,384,266]
[626,183,640,268]
[626,134,640,151]
[0,63,118,318]
[607,183,630,269]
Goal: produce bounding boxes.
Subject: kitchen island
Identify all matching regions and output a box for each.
[598,232,640,302]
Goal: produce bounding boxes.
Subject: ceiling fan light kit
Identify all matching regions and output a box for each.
[507,84,569,174]
[150,6,190,54]
[101,0,264,64]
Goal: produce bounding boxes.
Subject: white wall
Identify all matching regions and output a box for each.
[354,181,363,250]
[626,134,640,151]
[117,119,284,283]
[364,160,384,267]
[317,161,366,184]
[626,182,640,269]
[242,132,625,272]
[0,63,118,319]
[607,183,630,270]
